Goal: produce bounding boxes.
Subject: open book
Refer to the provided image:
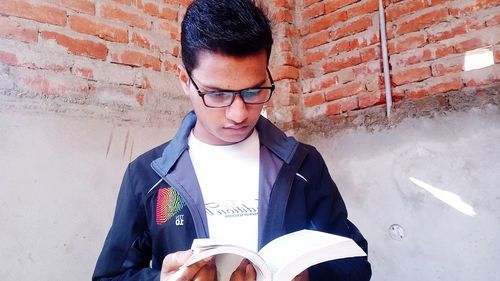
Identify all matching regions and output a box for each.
[184,229,367,281]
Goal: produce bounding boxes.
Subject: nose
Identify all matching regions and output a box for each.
[225,94,248,124]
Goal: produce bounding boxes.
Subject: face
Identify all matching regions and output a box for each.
[178,50,270,145]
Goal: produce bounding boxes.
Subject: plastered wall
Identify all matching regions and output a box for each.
[1,106,499,280]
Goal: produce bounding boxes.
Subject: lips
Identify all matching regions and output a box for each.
[224,124,248,130]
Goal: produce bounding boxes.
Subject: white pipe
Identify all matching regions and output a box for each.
[378,0,392,117]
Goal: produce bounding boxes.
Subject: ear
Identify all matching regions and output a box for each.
[177,64,190,97]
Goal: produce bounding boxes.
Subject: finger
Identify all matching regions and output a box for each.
[292,269,310,281]
[171,256,215,281]
[162,250,193,273]
[230,259,256,281]
[193,259,217,281]
[245,262,256,281]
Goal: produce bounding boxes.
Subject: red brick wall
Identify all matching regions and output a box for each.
[1,0,499,126]
[293,0,500,125]
[0,0,188,111]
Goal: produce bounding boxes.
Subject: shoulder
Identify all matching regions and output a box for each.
[124,140,171,193]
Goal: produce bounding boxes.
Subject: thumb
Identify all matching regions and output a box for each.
[162,250,193,273]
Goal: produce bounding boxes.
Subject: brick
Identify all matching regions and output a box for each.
[385,0,428,22]
[427,75,463,94]
[326,96,358,115]
[72,59,136,85]
[72,66,94,80]
[279,41,293,52]
[322,74,341,89]
[349,29,380,49]
[429,0,448,6]
[0,50,18,65]
[303,3,325,20]
[100,3,150,29]
[304,92,325,107]
[337,68,355,83]
[303,74,338,93]
[328,38,351,55]
[309,11,348,34]
[454,38,488,54]
[388,33,427,55]
[486,13,500,27]
[392,65,431,85]
[354,60,382,77]
[323,52,362,74]
[60,0,95,15]
[139,1,160,17]
[17,69,92,96]
[41,31,108,60]
[406,88,428,99]
[281,52,300,67]
[273,0,295,9]
[273,65,300,80]
[462,64,500,87]
[275,10,294,24]
[304,50,326,65]
[304,0,322,8]
[132,32,160,52]
[112,0,132,5]
[331,15,372,41]
[427,22,467,43]
[111,49,161,71]
[0,1,66,26]
[397,7,449,35]
[69,15,129,43]
[365,76,383,91]
[360,46,379,62]
[302,30,330,49]
[0,17,38,43]
[326,81,364,101]
[494,47,500,63]
[449,0,498,17]
[161,7,178,21]
[347,0,379,18]
[390,44,453,67]
[431,57,464,77]
[164,0,191,5]
[325,0,358,13]
[359,90,385,108]
[159,21,180,41]
[284,26,299,37]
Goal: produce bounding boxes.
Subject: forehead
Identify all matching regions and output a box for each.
[191,50,268,90]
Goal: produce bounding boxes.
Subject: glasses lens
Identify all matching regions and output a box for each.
[203,92,234,107]
[241,89,271,104]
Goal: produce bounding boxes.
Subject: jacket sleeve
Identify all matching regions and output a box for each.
[306,149,372,281]
[92,165,160,281]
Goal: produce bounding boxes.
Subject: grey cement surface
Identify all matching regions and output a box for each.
[0,106,499,280]
[314,105,500,280]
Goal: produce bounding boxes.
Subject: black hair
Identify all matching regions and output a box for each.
[181,0,273,72]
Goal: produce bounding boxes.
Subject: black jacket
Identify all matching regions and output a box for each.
[93,112,371,280]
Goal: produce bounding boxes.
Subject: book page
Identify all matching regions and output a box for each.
[184,240,272,281]
[257,230,367,281]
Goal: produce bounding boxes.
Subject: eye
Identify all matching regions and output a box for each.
[242,89,261,98]
[205,92,233,102]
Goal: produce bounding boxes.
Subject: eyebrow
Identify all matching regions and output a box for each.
[196,77,267,92]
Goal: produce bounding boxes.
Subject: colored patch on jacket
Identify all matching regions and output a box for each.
[156,188,185,225]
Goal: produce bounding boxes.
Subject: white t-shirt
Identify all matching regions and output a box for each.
[188,129,260,252]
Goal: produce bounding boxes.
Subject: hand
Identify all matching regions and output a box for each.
[160,250,216,281]
[230,259,256,281]
[292,270,309,281]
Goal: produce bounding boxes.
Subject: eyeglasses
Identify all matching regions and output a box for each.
[186,67,275,108]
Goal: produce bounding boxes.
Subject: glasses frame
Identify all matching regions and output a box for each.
[186,67,275,108]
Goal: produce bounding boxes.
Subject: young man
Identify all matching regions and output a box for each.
[93,0,372,280]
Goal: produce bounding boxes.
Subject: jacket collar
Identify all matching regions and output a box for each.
[151,111,298,176]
